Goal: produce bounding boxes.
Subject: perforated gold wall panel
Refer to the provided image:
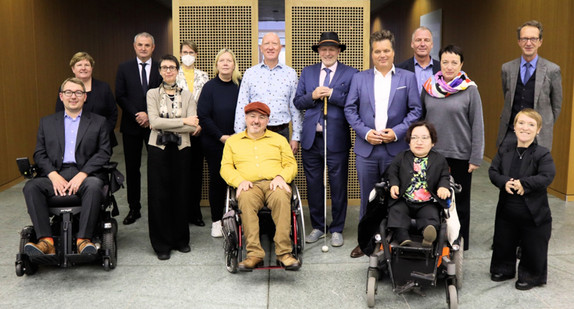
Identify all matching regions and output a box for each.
[286,0,370,203]
[173,0,258,205]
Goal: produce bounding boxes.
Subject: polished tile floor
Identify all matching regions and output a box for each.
[1,143,573,308]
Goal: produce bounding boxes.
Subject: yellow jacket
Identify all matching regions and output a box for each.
[220,130,297,188]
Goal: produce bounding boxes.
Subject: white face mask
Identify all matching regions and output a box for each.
[181,54,195,67]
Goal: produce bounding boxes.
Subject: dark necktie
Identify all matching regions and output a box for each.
[141,63,148,92]
[323,68,332,87]
[523,62,531,84]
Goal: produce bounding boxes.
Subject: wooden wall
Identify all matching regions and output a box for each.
[373,0,574,199]
[0,0,172,190]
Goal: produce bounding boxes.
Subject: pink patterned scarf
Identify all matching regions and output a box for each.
[423,71,476,98]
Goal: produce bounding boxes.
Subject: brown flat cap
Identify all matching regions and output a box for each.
[244,101,270,116]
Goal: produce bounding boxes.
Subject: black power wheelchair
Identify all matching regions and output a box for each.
[359,176,463,308]
[221,183,305,273]
[14,157,123,276]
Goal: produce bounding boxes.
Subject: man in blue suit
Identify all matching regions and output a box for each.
[294,32,358,248]
[345,30,422,257]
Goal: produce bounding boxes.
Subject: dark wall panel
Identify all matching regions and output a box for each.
[0,0,172,189]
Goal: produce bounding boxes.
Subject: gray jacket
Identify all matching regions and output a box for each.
[496,57,562,150]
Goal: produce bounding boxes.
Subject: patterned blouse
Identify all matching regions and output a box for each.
[403,157,432,203]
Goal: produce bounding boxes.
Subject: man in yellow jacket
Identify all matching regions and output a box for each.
[221,101,300,271]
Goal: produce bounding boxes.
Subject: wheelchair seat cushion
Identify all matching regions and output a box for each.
[48,195,82,207]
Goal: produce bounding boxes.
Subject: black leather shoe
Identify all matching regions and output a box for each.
[123,210,141,225]
[177,245,191,253]
[350,245,364,258]
[515,280,538,290]
[491,273,514,282]
[157,252,171,260]
[190,218,205,226]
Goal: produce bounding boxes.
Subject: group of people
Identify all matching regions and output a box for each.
[22,19,562,285]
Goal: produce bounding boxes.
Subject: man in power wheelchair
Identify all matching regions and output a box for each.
[220,102,302,271]
[15,77,120,275]
[358,121,463,308]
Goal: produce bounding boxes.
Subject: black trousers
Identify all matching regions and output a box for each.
[491,199,551,285]
[23,166,103,239]
[147,145,191,253]
[122,129,150,211]
[447,158,472,250]
[188,136,204,221]
[302,133,349,233]
[388,200,440,231]
[203,142,227,222]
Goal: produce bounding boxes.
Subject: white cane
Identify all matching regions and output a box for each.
[321,97,329,253]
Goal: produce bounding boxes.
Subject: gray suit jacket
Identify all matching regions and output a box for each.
[496,57,562,150]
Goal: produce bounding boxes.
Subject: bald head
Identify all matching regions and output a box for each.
[260,32,281,67]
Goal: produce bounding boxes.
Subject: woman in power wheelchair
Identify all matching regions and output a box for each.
[358,121,463,308]
[15,157,123,276]
[221,183,305,273]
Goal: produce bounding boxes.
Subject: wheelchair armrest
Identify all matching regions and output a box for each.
[102,161,118,171]
[16,157,37,179]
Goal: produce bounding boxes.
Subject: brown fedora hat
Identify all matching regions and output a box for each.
[312,32,347,53]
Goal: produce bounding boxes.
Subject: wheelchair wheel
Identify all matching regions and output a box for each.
[102,230,117,270]
[447,284,458,309]
[222,213,239,273]
[226,249,238,273]
[454,238,464,289]
[292,208,305,261]
[18,226,38,276]
[15,262,24,277]
[366,276,377,307]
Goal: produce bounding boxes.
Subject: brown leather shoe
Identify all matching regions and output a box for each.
[277,254,301,271]
[24,239,55,256]
[77,239,97,255]
[350,245,364,258]
[238,256,263,271]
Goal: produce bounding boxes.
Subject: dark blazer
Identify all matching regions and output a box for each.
[396,56,441,75]
[115,59,162,135]
[294,61,358,152]
[344,67,422,158]
[489,143,555,226]
[56,78,118,147]
[33,111,111,178]
[497,57,562,150]
[387,149,451,208]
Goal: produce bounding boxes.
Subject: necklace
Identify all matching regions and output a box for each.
[516,148,527,160]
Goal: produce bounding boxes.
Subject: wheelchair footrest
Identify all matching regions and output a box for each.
[66,253,100,265]
[29,255,60,266]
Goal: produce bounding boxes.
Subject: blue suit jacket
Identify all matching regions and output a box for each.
[344,67,422,158]
[294,61,358,152]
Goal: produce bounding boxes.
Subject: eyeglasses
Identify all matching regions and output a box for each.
[61,90,85,97]
[160,66,178,71]
[519,37,540,43]
[411,136,431,141]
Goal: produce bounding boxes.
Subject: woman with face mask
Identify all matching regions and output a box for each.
[176,41,210,227]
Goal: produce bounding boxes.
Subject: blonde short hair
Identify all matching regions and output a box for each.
[69,52,94,68]
[514,108,542,130]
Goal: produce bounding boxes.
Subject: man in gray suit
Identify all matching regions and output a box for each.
[496,20,562,150]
